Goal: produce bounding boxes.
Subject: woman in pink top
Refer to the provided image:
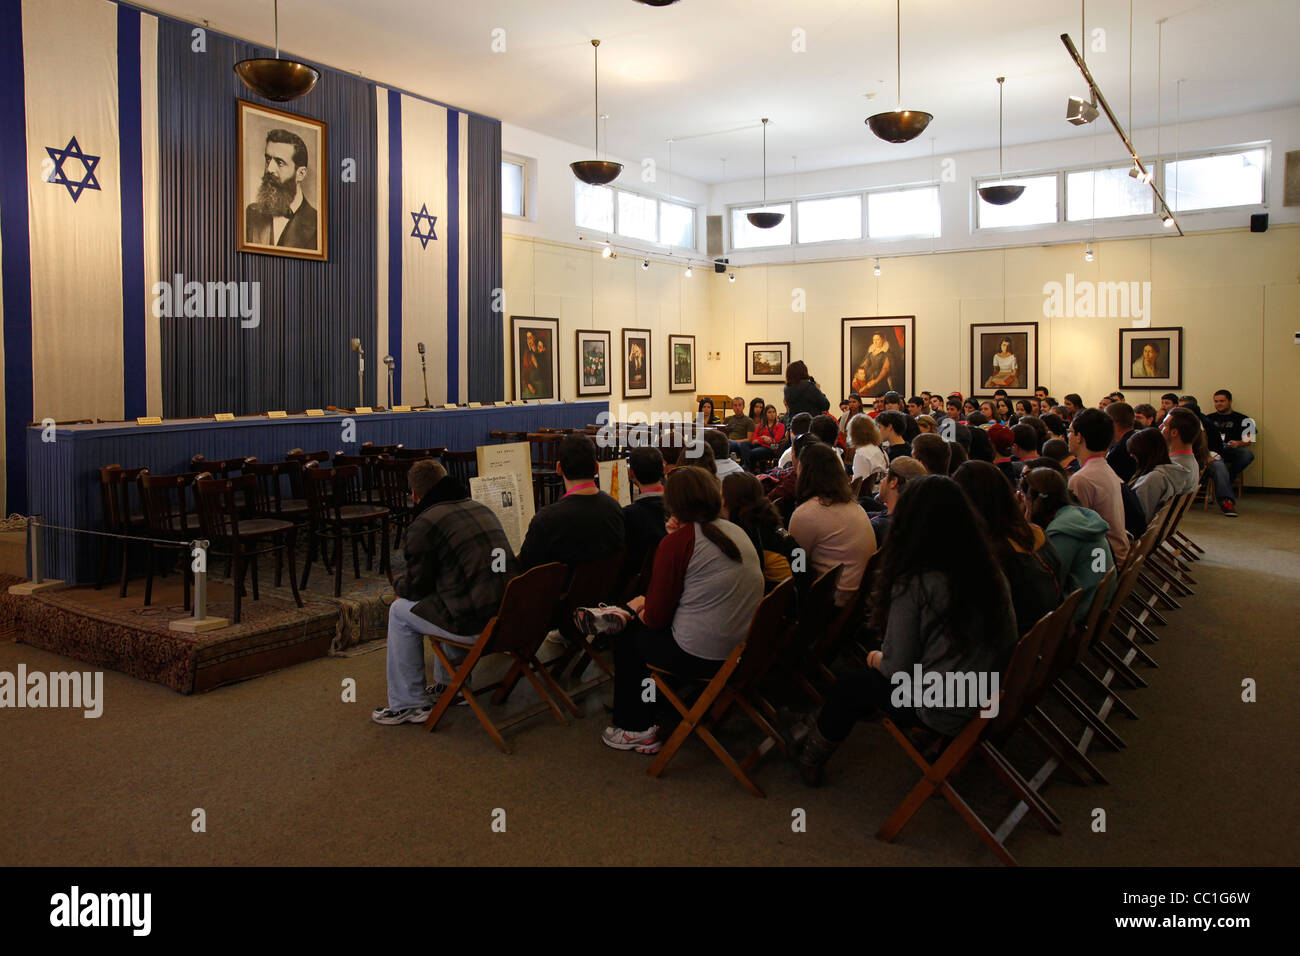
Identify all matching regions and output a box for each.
[788,442,876,606]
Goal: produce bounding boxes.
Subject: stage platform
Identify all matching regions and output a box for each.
[26,400,607,584]
[1,541,404,693]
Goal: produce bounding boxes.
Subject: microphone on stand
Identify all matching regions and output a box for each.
[383,354,395,410]
[350,338,364,408]
[417,341,431,408]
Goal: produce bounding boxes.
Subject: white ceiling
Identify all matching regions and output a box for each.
[143,0,1300,183]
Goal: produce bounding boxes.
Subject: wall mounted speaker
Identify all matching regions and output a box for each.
[1250,213,1268,233]
[706,215,722,257]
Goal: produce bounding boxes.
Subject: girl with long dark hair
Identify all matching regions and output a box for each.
[788,442,876,607]
[1018,467,1112,622]
[722,472,798,591]
[1128,427,1181,522]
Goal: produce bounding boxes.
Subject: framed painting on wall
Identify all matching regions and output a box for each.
[970,322,1039,399]
[745,341,790,384]
[842,316,914,407]
[1119,327,1183,390]
[511,316,559,401]
[622,328,652,399]
[575,329,611,397]
[236,100,328,261]
[669,334,696,393]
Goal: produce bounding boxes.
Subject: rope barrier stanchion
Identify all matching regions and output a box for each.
[170,539,229,633]
[8,515,67,595]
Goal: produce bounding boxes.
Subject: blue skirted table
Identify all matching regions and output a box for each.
[26,401,608,584]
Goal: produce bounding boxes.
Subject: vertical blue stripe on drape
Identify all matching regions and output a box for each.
[387,90,403,402]
[118,5,146,419]
[446,109,460,403]
[0,0,32,514]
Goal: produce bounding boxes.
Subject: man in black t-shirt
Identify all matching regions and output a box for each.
[517,434,626,570]
[620,447,667,592]
[1203,389,1256,516]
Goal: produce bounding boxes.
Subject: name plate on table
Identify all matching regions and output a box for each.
[135,416,163,426]
[353,406,374,415]
[267,410,288,419]
[305,409,325,417]
[214,413,235,421]
[442,403,458,409]
[467,402,482,408]
[392,405,412,412]
[494,401,509,407]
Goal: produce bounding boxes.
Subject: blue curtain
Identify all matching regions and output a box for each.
[467,114,503,403]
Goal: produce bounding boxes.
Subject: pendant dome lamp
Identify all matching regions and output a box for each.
[977,77,1025,205]
[866,0,933,143]
[746,118,785,229]
[234,0,319,102]
[570,40,623,186]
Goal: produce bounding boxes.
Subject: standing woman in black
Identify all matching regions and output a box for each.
[783,360,830,423]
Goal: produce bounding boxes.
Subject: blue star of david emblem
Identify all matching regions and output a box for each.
[45,136,102,203]
[410,203,438,249]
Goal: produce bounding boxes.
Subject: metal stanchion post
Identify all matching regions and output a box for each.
[170,539,229,632]
[8,515,67,595]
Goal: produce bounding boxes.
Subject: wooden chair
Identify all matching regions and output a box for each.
[779,564,842,708]
[442,450,477,489]
[645,578,798,797]
[95,465,147,596]
[375,457,418,546]
[360,442,399,457]
[396,446,445,461]
[137,471,200,609]
[194,475,302,624]
[549,550,628,685]
[489,430,529,444]
[300,464,392,596]
[424,563,576,753]
[244,461,309,524]
[334,453,380,504]
[190,455,251,479]
[527,432,563,510]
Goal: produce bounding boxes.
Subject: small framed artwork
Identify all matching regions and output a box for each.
[622,328,652,400]
[575,329,611,397]
[842,316,914,407]
[669,334,696,393]
[511,316,559,401]
[745,341,790,384]
[1119,327,1183,390]
[970,322,1039,399]
[237,100,328,261]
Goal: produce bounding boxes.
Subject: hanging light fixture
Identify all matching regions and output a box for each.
[571,40,623,186]
[684,262,693,277]
[728,272,736,283]
[234,0,319,102]
[746,118,785,229]
[867,0,933,143]
[1084,243,1095,262]
[977,77,1025,206]
[873,258,882,277]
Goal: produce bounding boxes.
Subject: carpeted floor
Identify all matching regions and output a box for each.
[1,494,1297,866]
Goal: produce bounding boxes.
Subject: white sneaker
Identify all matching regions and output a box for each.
[574,604,633,637]
[602,724,661,754]
[371,704,432,725]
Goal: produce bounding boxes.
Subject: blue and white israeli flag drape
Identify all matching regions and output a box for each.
[0,0,161,515]
[375,87,471,408]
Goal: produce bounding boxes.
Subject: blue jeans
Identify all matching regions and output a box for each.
[386,598,477,710]
[1211,446,1255,502]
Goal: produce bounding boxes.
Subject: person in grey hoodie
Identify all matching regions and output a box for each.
[1127,427,1182,524]
[1020,466,1114,623]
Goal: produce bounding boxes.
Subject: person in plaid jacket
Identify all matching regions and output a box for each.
[372,459,517,725]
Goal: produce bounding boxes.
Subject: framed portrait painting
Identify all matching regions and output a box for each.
[575,329,611,397]
[970,322,1039,399]
[236,101,327,261]
[511,316,559,401]
[1119,327,1183,390]
[745,341,790,384]
[669,334,696,393]
[842,316,914,407]
[622,328,652,400]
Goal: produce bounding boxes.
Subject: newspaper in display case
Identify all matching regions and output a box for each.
[470,472,526,555]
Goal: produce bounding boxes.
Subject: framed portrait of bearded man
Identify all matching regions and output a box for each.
[842,316,914,407]
[237,101,328,261]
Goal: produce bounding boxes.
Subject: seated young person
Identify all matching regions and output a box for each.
[1133,403,1157,429]
[866,455,926,543]
[696,397,721,425]
[1042,437,1078,474]
[776,412,814,469]
[621,447,668,592]
[909,432,951,476]
[743,403,785,472]
[1067,408,1129,566]
[1105,402,1138,483]
[837,393,865,435]
[1128,427,1181,524]
[1020,467,1113,623]
[1011,423,1039,464]
[517,434,625,571]
[953,461,1063,636]
[373,461,517,725]
[986,423,1022,486]
[1204,389,1255,516]
[847,412,889,489]
[574,466,763,754]
[790,475,1018,786]
[705,428,744,481]
[788,442,877,606]
[722,472,800,591]
[724,396,755,458]
[1161,407,1204,496]
[875,410,912,461]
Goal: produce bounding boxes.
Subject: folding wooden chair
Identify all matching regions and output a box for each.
[645,578,798,797]
[424,563,575,753]
[781,564,842,707]
[875,595,1081,867]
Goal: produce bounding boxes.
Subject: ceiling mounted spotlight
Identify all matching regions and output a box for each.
[1066,94,1099,126]
[873,258,882,277]
[601,242,613,258]
[684,263,693,277]
[1084,243,1095,262]
[234,0,319,102]
[977,77,1025,206]
[1161,209,1175,227]
[866,0,933,143]
[641,258,650,270]
[728,272,736,283]
[571,40,623,186]
[1128,162,1152,185]
[746,118,785,229]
